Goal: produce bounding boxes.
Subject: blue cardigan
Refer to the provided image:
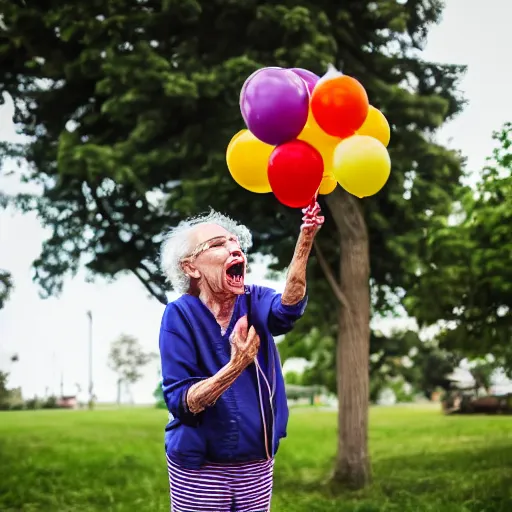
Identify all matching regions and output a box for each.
[159,284,307,469]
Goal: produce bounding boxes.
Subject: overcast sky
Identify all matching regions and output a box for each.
[1,0,511,403]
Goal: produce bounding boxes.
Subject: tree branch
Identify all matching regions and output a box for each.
[88,184,168,305]
[138,261,168,304]
[313,239,350,310]
[131,267,168,305]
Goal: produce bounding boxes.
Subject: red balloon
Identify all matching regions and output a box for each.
[268,140,324,208]
[311,75,369,139]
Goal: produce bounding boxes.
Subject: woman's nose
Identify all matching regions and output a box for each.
[230,248,243,259]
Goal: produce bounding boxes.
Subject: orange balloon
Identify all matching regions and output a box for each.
[311,75,369,139]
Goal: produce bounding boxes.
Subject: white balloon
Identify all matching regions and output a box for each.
[315,63,344,87]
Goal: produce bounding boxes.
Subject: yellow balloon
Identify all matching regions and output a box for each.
[318,173,337,195]
[227,129,245,153]
[333,135,391,198]
[226,129,273,193]
[356,106,390,147]
[298,109,341,173]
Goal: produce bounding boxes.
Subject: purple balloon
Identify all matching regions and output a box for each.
[240,68,309,146]
[289,68,320,96]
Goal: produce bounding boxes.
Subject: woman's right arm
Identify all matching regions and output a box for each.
[159,315,259,423]
[159,327,205,426]
[186,316,260,413]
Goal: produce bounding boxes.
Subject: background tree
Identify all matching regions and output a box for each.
[411,344,461,399]
[0,0,465,488]
[107,334,156,405]
[153,382,166,410]
[0,269,13,309]
[0,371,11,410]
[282,327,461,402]
[283,371,303,386]
[468,359,499,395]
[406,122,512,374]
[0,176,13,309]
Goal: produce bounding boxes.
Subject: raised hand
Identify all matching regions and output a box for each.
[229,315,260,367]
[301,200,324,233]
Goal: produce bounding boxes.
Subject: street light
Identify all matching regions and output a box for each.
[86,310,94,410]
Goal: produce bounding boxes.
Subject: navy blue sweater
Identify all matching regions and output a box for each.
[159,284,307,469]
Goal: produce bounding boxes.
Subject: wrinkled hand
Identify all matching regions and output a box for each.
[301,201,324,233]
[229,315,260,367]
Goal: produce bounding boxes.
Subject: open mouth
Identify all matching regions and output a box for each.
[226,262,245,287]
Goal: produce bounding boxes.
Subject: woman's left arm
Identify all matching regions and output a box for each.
[265,202,323,336]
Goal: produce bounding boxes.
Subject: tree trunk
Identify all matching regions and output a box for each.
[117,378,122,405]
[326,188,371,490]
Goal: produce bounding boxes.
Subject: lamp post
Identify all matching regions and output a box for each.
[86,310,94,410]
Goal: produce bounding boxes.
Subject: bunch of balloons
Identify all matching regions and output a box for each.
[226,65,391,208]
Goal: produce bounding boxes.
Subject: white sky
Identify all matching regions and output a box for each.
[1,0,511,403]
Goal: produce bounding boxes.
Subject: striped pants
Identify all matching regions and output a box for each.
[166,455,274,512]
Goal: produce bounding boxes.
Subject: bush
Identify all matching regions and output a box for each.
[389,380,415,403]
[42,396,59,409]
[25,397,43,410]
[153,382,166,409]
[284,371,302,386]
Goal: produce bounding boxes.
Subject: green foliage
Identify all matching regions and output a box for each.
[0,371,10,410]
[387,379,415,403]
[24,397,44,410]
[281,327,460,401]
[0,194,13,310]
[469,359,500,393]
[406,122,512,372]
[410,344,461,399]
[284,371,303,386]
[1,407,512,511]
[153,381,166,409]
[41,395,59,409]
[0,0,464,312]
[0,269,13,309]
[0,0,466,484]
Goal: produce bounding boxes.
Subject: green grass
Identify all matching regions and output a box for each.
[0,405,511,511]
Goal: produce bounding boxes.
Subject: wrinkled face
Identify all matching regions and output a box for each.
[181,223,247,296]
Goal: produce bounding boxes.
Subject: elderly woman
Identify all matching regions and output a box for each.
[159,203,323,512]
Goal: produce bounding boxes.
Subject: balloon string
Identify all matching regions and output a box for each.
[311,186,320,208]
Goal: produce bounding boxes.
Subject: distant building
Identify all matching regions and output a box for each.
[57,395,77,409]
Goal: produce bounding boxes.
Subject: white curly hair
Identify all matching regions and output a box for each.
[160,209,253,294]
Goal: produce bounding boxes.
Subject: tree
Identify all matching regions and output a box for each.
[406,122,512,374]
[283,371,303,386]
[0,0,465,489]
[107,334,156,405]
[0,269,13,309]
[281,326,461,403]
[0,371,10,409]
[468,358,499,395]
[0,186,13,309]
[153,381,166,409]
[411,344,461,399]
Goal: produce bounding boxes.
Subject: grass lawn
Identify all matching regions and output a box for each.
[0,405,511,511]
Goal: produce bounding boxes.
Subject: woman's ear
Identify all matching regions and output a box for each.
[181,260,201,279]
